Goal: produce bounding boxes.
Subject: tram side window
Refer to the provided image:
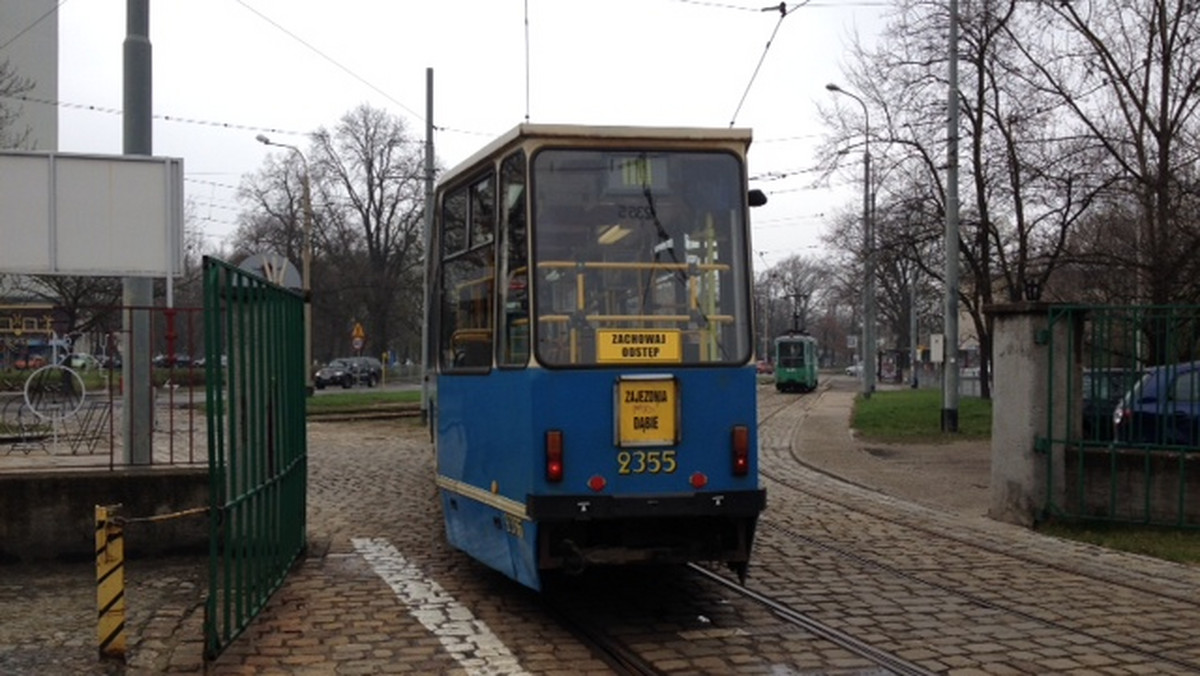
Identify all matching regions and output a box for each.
[439,175,496,371]
[498,152,529,367]
[471,176,494,247]
[443,192,467,255]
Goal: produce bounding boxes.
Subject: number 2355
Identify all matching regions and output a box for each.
[617,450,677,474]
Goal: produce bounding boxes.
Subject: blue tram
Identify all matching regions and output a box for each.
[427,124,767,590]
[773,331,819,393]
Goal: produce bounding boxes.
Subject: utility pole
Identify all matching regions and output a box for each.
[910,271,919,388]
[122,0,152,464]
[421,68,435,426]
[942,0,961,431]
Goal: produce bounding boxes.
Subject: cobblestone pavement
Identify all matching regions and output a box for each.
[755,382,1200,674]
[2,376,1199,674]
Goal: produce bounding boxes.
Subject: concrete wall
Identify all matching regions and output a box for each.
[987,302,1073,526]
[0,469,209,563]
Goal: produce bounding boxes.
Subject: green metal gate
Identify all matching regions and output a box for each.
[202,257,308,659]
[1043,304,1200,528]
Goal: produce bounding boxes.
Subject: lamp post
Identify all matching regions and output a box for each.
[256,134,314,396]
[826,82,875,397]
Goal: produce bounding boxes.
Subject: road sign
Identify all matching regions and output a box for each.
[930,334,945,363]
[352,337,364,351]
[238,252,301,289]
[352,323,365,340]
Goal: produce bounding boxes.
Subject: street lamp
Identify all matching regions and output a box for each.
[826,82,876,397]
[256,134,314,396]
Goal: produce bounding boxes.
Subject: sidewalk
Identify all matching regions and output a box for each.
[789,383,993,519]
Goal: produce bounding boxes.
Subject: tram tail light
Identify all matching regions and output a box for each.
[731,425,750,476]
[545,430,564,482]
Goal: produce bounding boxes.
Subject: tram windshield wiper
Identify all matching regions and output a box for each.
[642,184,687,283]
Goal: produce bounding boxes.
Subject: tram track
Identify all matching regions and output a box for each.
[754,379,1200,673]
[728,381,943,675]
[685,562,935,676]
[540,597,669,676]
[753,515,1200,674]
[762,382,1200,608]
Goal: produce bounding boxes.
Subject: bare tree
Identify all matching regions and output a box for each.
[756,253,843,364]
[820,0,1118,397]
[0,59,36,298]
[311,105,426,363]
[11,275,122,340]
[236,152,310,268]
[237,105,428,363]
[0,57,34,150]
[1012,0,1200,310]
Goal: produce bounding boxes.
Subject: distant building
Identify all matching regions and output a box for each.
[0,303,62,370]
[0,0,58,150]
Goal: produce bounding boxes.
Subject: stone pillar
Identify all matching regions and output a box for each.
[986,303,1075,526]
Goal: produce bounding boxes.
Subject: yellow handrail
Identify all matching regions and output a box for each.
[537,260,729,273]
[537,313,733,324]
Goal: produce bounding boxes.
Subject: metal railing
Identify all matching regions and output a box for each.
[1043,305,1200,528]
[0,306,207,471]
[202,257,307,660]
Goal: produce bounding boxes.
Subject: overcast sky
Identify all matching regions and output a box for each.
[42,0,886,269]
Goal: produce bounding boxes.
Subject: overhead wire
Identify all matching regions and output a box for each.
[7,1,866,247]
[234,0,426,126]
[0,0,68,51]
[0,92,310,138]
[728,2,809,127]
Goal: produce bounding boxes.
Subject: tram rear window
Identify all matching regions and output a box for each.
[531,148,752,368]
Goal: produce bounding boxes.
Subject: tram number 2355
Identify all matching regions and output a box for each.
[617,449,677,475]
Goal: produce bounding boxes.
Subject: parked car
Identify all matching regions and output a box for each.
[153,353,193,368]
[314,359,357,389]
[1081,367,1144,441]
[349,356,383,387]
[1113,361,1200,446]
[15,355,47,369]
[314,357,382,390]
[66,353,101,370]
[756,360,774,374]
[845,363,863,377]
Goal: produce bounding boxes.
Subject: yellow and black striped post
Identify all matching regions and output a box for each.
[95,504,126,660]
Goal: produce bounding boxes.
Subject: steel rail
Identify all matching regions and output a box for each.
[686,562,936,676]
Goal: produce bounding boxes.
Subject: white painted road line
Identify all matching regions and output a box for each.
[352,537,530,676]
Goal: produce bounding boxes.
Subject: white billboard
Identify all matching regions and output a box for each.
[0,152,184,277]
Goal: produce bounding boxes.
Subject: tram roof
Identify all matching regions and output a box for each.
[438,123,754,188]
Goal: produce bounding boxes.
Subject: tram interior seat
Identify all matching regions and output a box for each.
[451,329,492,368]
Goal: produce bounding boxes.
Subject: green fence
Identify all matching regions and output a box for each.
[202,257,308,660]
[1043,305,1200,528]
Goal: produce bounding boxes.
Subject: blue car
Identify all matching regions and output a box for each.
[1082,367,1145,441]
[1113,361,1200,447]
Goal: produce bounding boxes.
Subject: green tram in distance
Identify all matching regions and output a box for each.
[773,330,818,393]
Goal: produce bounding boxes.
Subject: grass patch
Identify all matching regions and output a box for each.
[306,389,421,412]
[1037,521,1200,565]
[852,388,991,442]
